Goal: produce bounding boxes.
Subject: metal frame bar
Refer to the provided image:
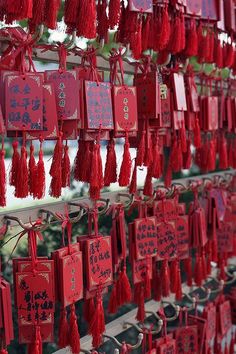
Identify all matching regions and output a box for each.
[0,170,234,228]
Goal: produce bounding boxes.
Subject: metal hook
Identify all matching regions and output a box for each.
[30,24,44,45]
[64,29,77,49]
[181,294,197,312]
[38,205,86,225]
[203,277,224,294]
[103,333,143,350]
[123,313,163,335]
[95,198,111,215]
[117,193,135,209]
[225,270,236,285]
[159,302,180,322]
[187,287,211,303]
[3,215,48,232]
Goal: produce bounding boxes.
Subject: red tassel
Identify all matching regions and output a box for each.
[115,0,126,43]
[108,281,118,314]
[168,15,182,54]
[224,42,234,68]
[35,142,45,200]
[29,0,45,32]
[89,293,105,348]
[76,0,96,39]
[170,259,178,293]
[129,160,137,194]
[179,12,185,52]
[104,138,117,186]
[118,135,131,186]
[185,19,198,57]
[142,14,150,52]
[184,257,192,287]
[30,326,42,354]
[207,139,216,172]
[108,0,120,29]
[131,17,142,60]
[194,117,201,148]
[228,139,233,167]
[9,141,20,187]
[89,140,103,200]
[152,135,161,178]
[144,268,151,299]
[152,265,162,301]
[159,5,170,50]
[136,131,145,166]
[62,143,71,188]
[119,266,132,305]
[81,141,92,183]
[144,133,153,167]
[161,259,170,297]
[214,38,223,69]
[219,134,228,170]
[194,254,203,286]
[64,0,79,29]
[180,123,187,153]
[29,142,37,196]
[206,31,214,63]
[0,145,6,207]
[229,332,234,354]
[183,139,192,169]
[44,0,59,29]
[58,308,69,349]
[69,304,80,354]
[15,144,29,198]
[136,285,145,322]
[170,136,178,172]
[175,261,182,301]
[143,165,153,197]
[97,0,109,42]
[83,297,95,324]
[49,134,63,198]
[0,350,8,354]
[164,163,172,188]
[225,346,229,354]
[73,140,83,181]
[7,0,32,20]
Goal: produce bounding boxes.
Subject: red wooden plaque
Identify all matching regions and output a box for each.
[201,0,219,20]
[59,251,83,307]
[186,76,200,112]
[84,81,113,130]
[176,215,189,259]
[60,119,78,140]
[186,0,202,16]
[132,257,152,284]
[172,73,187,111]
[15,271,54,326]
[175,325,198,353]
[19,324,54,344]
[26,84,59,140]
[217,222,233,253]
[134,216,157,259]
[172,110,185,130]
[161,87,172,128]
[219,300,232,335]
[134,72,161,119]
[205,96,218,130]
[156,221,177,260]
[157,339,176,354]
[45,69,80,121]
[112,85,138,135]
[129,0,153,12]
[5,73,43,131]
[85,236,113,291]
[203,304,216,343]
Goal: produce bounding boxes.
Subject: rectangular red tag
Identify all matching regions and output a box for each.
[26,84,59,140]
[45,69,81,121]
[15,271,54,326]
[19,324,54,344]
[60,251,83,307]
[132,258,152,284]
[129,0,153,12]
[85,236,113,291]
[112,85,138,135]
[84,81,113,130]
[201,0,219,20]
[161,86,172,128]
[172,73,187,111]
[176,215,189,259]
[5,73,43,131]
[219,300,232,335]
[175,325,198,353]
[134,216,157,259]
[134,72,161,119]
[156,221,177,260]
[217,222,233,253]
[186,0,202,15]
